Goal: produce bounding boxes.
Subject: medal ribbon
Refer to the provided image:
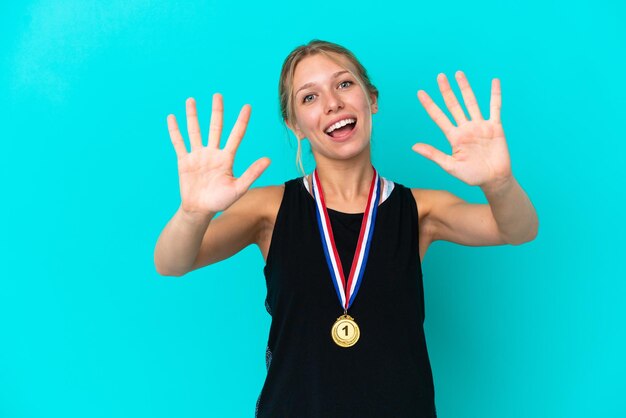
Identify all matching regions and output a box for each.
[311,167,380,312]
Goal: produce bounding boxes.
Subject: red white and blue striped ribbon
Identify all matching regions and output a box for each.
[311,167,380,312]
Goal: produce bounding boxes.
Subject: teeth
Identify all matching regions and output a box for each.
[325,118,356,134]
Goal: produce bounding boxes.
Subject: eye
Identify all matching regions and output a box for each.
[303,94,315,103]
[338,80,353,89]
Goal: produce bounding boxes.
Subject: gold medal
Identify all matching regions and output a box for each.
[331,314,360,348]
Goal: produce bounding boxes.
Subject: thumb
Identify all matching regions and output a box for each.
[412,143,454,173]
[236,157,271,194]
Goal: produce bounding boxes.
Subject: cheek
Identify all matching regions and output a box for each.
[296,111,321,134]
[359,93,373,112]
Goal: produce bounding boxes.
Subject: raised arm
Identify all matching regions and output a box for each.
[412,71,538,246]
[154,94,271,276]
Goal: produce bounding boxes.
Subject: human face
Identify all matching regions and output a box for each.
[289,53,378,160]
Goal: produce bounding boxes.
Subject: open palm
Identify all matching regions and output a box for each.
[167,94,270,215]
[412,71,512,188]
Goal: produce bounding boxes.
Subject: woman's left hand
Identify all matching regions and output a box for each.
[412,71,512,190]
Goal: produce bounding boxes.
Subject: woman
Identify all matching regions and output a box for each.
[154,40,538,417]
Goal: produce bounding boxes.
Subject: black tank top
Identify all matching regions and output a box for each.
[256,176,436,418]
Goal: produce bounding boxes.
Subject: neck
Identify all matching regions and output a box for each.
[311,149,375,202]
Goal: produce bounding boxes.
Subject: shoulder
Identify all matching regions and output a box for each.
[247,183,286,199]
[409,187,465,240]
[248,183,288,253]
[409,187,451,220]
[377,178,439,220]
[219,183,286,230]
[410,187,468,219]
[244,183,286,220]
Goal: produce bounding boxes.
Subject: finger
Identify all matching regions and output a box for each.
[417,90,455,136]
[489,78,502,124]
[208,93,224,149]
[224,104,251,154]
[186,97,203,151]
[412,142,455,173]
[436,73,469,125]
[454,71,484,121]
[167,114,188,158]
[235,157,271,196]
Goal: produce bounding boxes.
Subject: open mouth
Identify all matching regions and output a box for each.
[324,118,357,140]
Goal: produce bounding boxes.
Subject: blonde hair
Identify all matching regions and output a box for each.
[278,40,379,176]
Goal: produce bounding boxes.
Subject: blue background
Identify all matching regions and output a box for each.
[1,0,624,417]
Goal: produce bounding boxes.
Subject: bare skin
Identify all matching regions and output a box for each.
[154,57,538,277]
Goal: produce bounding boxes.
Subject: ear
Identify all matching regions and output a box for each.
[369,93,379,114]
[285,119,305,140]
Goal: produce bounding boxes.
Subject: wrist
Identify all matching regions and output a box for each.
[178,205,215,225]
[480,175,516,196]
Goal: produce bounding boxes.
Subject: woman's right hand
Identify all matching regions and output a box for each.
[167,93,271,218]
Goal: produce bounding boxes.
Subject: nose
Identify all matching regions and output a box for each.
[324,90,344,114]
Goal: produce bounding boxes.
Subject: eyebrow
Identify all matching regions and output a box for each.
[295,70,350,96]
